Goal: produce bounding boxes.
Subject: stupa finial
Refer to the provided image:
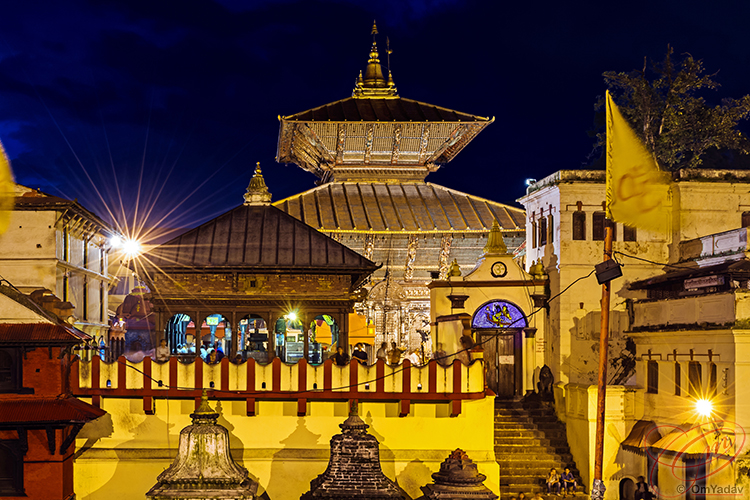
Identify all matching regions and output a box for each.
[244,162,272,205]
[353,21,398,98]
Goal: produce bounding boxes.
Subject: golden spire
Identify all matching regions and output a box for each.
[352,21,398,99]
[483,219,508,254]
[244,162,272,206]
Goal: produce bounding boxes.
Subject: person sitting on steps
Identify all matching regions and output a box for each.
[561,467,576,496]
[546,468,561,495]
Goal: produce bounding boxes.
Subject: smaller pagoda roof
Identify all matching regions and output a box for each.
[145,203,377,278]
[0,323,90,345]
[274,181,525,233]
[0,395,106,425]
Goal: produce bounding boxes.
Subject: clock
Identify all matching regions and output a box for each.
[491,261,507,278]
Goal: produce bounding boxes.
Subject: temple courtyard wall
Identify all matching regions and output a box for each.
[73,397,498,499]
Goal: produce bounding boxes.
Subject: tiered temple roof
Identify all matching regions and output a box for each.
[274,181,524,233]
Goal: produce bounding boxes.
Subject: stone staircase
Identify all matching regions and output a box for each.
[495,398,584,497]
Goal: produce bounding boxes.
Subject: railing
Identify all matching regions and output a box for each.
[71,356,486,417]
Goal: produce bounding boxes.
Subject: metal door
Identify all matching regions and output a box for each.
[477,330,520,398]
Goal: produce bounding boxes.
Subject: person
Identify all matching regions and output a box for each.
[352,343,368,364]
[155,339,170,362]
[561,468,576,496]
[634,475,652,500]
[376,342,387,363]
[519,493,527,500]
[432,342,450,367]
[546,468,561,495]
[207,349,219,364]
[332,346,349,366]
[214,342,225,362]
[388,342,403,365]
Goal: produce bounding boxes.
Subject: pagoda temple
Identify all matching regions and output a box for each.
[275,22,525,354]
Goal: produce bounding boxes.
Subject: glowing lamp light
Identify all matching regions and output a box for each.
[695,398,713,418]
[122,238,142,258]
[286,312,298,322]
[109,235,122,248]
[525,178,537,186]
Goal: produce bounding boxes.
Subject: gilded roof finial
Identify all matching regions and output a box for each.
[244,162,272,206]
[448,259,462,277]
[483,219,508,254]
[353,21,398,99]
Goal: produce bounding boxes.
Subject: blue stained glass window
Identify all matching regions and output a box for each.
[472,300,527,329]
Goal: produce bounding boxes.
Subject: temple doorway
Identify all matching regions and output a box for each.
[472,300,528,399]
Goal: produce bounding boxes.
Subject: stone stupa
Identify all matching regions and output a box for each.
[146,390,258,500]
[302,402,404,499]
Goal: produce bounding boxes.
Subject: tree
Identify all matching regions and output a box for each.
[595,46,750,170]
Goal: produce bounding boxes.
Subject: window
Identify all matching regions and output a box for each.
[593,212,605,240]
[0,349,21,392]
[675,362,681,396]
[647,361,658,393]
[531,221,537,248]
[548,215,554,244]
[539,217,547,246]
[0,442,24,495]
[688,362,702,398]
[572,212,586,240]
[623,225,637,242]
[708,363,717,398]
[743,211,750,228]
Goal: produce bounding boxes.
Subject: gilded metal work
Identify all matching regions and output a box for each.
[363,233,375,260]
[244,163,272,205]
[404,234,418,281]
[439,234,453,280]
[483,219,508,254]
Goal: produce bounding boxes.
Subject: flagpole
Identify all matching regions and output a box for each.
[592,223,613,498]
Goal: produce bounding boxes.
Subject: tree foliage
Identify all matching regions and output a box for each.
[596,46,750,170]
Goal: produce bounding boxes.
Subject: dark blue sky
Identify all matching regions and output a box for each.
[2,0,750,238]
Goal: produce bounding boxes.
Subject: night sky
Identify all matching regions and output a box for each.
[2,0,750,239]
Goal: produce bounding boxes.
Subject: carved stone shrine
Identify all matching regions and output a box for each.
[146,390,258,499]
[302,406,404,499]
[420,449,498,499]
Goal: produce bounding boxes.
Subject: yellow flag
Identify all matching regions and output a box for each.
[605,90,669,232]
[0,140,14,234]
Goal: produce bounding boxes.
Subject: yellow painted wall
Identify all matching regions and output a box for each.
[73,397,498,499]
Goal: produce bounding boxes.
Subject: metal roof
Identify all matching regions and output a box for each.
[281,96,491,123]
[0,396,106,424]
[273,182,525,232]
[0,323,90,345]
[145,203,377,273]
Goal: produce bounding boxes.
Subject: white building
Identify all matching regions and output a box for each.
[518,169,750,499]
[0,185,116,337]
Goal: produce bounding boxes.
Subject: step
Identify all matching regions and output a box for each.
[496,451,575,461]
